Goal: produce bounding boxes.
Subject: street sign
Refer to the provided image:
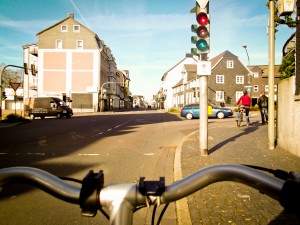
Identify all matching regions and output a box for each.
[10,82,21,91]
[197,61,211,75]
[196,0,208,8]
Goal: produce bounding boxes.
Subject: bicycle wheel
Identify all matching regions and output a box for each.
[237,111,243,127]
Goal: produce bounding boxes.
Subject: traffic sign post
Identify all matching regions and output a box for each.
[191,0,210,156]
[10,82,21,115]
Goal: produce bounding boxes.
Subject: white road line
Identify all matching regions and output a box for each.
[78,154,99,156]
[0,153,46,155]
[144,153,154,156]
[114,122,128,128]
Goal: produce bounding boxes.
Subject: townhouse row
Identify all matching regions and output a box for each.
[158,51,281,110]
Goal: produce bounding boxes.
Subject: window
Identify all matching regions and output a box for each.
[73,25,80,32]
[216,75,224,84]
[56,39,62,49]
[265,85,277,92]
[227,60,234,68]
[236,75,244,84]
[253,85,259,92]
[61,25,68,32]
[76,40,83,49]
[253,72,259,78]
[236,91,243,102]
[265,85,268,92]
[216,91,224,102]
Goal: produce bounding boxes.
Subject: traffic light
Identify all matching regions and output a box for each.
[191,1,210,55]
[24,63,28,75]
[2,92,7,100]
[31,64,37,75]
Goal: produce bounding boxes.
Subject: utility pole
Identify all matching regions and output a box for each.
[191,0,210,156]
[268,0,275,149]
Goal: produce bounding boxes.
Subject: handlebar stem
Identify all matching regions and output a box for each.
[99,183,145,225]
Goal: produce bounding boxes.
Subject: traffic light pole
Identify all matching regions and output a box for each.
[268,0,275,149]
[199,54,209,156]
[197,1,209,156]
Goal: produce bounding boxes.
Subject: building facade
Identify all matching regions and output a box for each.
[161,53,197,111]
[171,50,281,108]
[30,13,130,112]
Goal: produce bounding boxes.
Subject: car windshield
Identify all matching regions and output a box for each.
[59,101,67,106]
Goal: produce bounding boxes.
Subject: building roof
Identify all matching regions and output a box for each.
[161,53,197,81]
[248,65,281,78]
[210,50,238,69]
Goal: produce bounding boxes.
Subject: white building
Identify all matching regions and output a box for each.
[161,54,197,110]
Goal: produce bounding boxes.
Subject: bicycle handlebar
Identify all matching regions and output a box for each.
[0,164,299,225]
[0,167,81,204]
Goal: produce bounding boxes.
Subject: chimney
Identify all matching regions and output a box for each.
[68,13,74,19]
[186,53,193,58]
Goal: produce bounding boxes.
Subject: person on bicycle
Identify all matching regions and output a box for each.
[236,90,251,126]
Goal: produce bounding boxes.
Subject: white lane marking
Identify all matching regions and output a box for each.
[91,122,127,137]
[0,153,46,155]
[114,122,128,128]
[78,154,99,156]
[144,153,154,156]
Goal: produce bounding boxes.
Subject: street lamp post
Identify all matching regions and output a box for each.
[100,81,130,112]
[181,70,186,106]
[242,45,253,98]
[242,45,250,66]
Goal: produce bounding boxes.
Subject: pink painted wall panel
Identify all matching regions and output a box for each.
[72,52,93,70]
[43,52,67,70]
[43,71,66,92]
[72,71,93,92]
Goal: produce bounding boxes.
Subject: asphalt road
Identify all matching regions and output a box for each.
[0,110,199,225]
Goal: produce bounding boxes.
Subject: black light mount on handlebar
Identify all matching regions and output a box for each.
[279,179,300,215]
[79,170,104,217]
[138,177,165,196]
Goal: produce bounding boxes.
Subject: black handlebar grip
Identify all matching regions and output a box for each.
[279,179,300,215]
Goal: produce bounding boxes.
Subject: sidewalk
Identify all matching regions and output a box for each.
[177,114,300,225]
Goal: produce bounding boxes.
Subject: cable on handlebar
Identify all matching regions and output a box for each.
[242,164,292,180]
[79,170,104,217]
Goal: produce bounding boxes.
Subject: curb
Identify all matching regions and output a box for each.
[174,132,198,225]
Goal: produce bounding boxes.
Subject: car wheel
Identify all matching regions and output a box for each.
[186,113,193,120]
[29,114,35,120]
[217,112,225,119]
[56,113,62,119]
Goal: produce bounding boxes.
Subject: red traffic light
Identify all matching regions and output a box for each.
[196,12,208,26]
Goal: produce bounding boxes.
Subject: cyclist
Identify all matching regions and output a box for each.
[236,90,251,126]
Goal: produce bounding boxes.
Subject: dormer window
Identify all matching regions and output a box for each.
[73,25,80,32]
[61,25,68,32]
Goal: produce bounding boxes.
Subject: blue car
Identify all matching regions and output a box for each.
[180,103,233,120]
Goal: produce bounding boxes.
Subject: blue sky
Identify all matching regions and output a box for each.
[0,0,295,100]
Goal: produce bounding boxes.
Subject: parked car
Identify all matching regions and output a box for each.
[180,103,233,120]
